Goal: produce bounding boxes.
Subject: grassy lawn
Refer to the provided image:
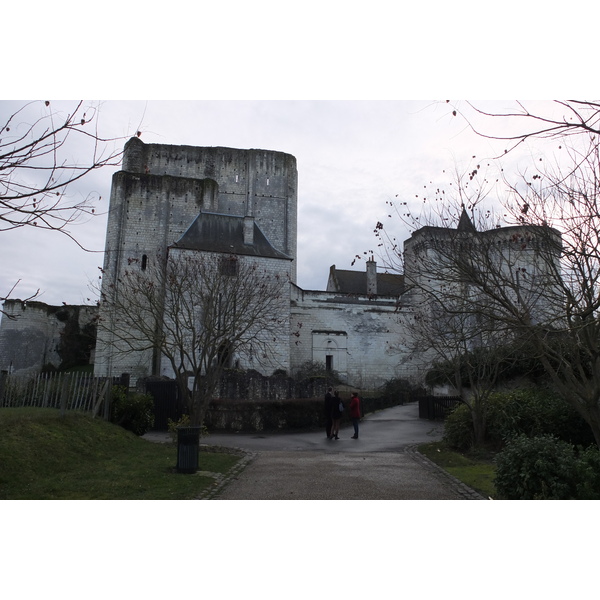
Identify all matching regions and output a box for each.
[418,441,497,499]
[0,408,240,500]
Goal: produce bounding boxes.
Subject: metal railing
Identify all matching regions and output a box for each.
[418,395,461,420]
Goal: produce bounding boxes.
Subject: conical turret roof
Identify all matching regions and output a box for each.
[457,207,476,233]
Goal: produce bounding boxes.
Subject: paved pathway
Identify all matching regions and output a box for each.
[144,402,486,500]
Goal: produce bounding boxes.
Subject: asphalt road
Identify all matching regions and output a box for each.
[145,402,485,500]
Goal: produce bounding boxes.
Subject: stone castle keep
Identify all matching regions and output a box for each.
[93,137,409,388]
[0,137,559,390]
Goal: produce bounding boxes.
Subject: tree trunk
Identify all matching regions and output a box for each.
[189,390,208,428]
[471,407,487,447]
[579,402,600,450]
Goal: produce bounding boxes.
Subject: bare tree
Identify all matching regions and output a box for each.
[405,281,524,445]
[98,250,290,427]
[446,99,600,446]
[398,197,540,444]
[0,100,131,315]
[378,134,600,447]
[496,136,600,446]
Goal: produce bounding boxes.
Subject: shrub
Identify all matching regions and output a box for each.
[167,415,208,443]
[111,386,154,436]
[442,387,596,451]
[379,377,425,404]
[294,361,342,385]
[272,369,287,377]
[494,434,578,499]
[575,445,600,500]
[168,414,191,443]
[485,388,595,448]
[443,403,474,451]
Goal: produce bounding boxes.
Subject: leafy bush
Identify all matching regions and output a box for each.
[494,434,578,499]
[443,403,474,451]
[575,446,600,500]
[425,341,547,388]
[168,414,191,443]
[442,387,595,451]
[485,388,594,448]
[495,434,600,500]
[111,386,154,436]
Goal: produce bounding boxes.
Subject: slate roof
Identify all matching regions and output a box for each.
[329,268,404,296]
[457,208,477,233]
[171,212,292,260]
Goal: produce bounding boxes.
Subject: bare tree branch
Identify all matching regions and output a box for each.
[447,100,600,157]
[0,100,135,317]
[0,280,40,320]
[0,100,128,245]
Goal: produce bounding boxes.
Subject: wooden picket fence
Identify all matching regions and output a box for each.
[0,371,113,419]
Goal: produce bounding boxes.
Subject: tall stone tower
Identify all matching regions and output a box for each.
[104,137,297,282]
[94,138,298,379]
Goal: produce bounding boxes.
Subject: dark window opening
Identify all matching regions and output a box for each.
[218,341,233,368]
[141,254,148,271]
[220,255,239,277]
[326,355,333,371]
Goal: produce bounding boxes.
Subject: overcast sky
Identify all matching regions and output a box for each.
[2,3,594,313]
[0,98,539,308]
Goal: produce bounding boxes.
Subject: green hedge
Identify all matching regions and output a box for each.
[111,386,154,436]
[442,403,474,451]
[443,387,595,451]
[494,434,600,500]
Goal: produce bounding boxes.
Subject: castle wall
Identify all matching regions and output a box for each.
[95,139,298,380]
[403,223,563,326]
[0,301,97,376]
[289,286,423,390]
[121,138,298,277]
[101,171,220,278]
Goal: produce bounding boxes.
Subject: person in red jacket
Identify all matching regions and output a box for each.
[349,392,361,439]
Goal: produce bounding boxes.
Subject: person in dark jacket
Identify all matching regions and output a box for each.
[331,390,344,440]
[349,392,361,439]
[324,387,335,439]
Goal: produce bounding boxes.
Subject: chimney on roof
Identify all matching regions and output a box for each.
[366,258,377,296]
[243,216,254,245]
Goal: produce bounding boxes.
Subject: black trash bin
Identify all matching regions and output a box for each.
[176,426,201,473]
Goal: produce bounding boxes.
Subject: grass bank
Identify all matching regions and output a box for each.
[418,441,497,499]
[0,408,240,500]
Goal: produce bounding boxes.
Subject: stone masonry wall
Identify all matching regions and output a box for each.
[95,139,298,380]
[289,286,420,390]
[0,300,98,376]
[121,138,298,279]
